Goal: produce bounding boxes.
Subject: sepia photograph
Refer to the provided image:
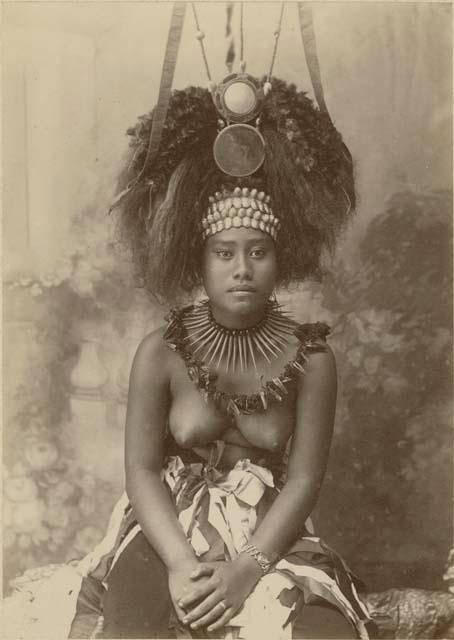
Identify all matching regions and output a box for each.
[2,1,453,638]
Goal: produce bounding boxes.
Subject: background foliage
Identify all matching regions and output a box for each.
[315,189,452,591]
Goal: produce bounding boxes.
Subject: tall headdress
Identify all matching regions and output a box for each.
[112,3,355,302]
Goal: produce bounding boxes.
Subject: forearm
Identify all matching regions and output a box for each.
[249,478,320,560]
[126,466,196,570]
[195,479,321,598]
[246,348,337,563]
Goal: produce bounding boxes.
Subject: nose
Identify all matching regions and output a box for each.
[233,252,252,281]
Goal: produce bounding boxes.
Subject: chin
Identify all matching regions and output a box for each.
[228,295,265,314]
[233,301,255,315]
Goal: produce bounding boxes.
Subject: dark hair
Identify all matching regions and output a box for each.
[114,79,355,303]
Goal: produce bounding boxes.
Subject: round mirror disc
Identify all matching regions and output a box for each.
[213,124,265,177]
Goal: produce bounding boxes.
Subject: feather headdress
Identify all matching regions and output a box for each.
[113,78,355,303]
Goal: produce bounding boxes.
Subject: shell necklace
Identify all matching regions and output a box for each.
[182,300,295,373]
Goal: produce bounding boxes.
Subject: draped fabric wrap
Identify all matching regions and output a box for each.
[2,450,373,639]
[164,456,277,560]
[87,450,372,639]
[161,454,372,639]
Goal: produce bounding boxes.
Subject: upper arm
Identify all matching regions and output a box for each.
[124,328,171,479]
[286,345,337,489]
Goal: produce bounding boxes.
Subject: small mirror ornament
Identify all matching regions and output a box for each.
[213,124,266,177]
[213,73,265,123]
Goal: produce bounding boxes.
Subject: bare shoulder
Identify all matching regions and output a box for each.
[130,325,172,387]
[306,342,336,369]
[135,325,169,360]
[297,343,337,392]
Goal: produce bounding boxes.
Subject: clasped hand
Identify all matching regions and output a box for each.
[170,558,261,632]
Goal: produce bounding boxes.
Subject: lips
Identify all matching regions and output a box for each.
[229,285,256,292]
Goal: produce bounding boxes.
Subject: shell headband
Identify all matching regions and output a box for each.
[201,187,281,241]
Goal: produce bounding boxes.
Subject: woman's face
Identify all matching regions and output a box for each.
[202,228,278,327]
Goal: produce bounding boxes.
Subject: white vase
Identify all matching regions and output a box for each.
[70,339,108,396]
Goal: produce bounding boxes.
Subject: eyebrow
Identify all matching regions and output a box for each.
[211,237,271,247]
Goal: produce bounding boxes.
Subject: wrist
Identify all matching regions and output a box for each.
[239,542,276,575]
[166,550,198,572]
[234,552,263,584]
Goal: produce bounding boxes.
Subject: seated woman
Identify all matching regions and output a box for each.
[3,79,374,639]
[69,80,375,639]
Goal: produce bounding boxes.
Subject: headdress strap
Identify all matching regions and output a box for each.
[137,2,187,181]
[109,2,186,214]
[298,3,332,122]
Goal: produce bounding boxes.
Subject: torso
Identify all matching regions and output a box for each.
[166,317,302,468]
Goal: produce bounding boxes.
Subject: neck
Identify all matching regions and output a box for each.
[209,302,267,330]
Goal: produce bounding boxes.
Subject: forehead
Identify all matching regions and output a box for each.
[206,228,274,247]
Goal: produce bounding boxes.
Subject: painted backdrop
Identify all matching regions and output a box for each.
[3,2,452,593]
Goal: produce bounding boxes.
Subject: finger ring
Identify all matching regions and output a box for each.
[219,601,227,611]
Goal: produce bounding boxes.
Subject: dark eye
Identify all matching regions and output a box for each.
[251,248,266,258]
[215,249,233,259]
